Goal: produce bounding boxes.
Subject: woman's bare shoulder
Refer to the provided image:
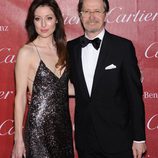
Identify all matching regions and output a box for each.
[17,43,35,60]
[19,43,34,54]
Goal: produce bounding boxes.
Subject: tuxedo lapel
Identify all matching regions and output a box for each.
[75,37,90,99]
[91,31,111,97]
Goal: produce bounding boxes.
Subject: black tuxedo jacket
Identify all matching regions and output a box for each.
[68,30,145,153]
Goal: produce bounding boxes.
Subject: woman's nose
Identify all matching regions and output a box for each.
[41,19,46,27]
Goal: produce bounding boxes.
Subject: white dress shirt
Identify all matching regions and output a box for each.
[81,29,105,96]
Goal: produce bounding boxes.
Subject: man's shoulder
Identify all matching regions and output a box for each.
[106,30,132,44]
[67,35,84,46]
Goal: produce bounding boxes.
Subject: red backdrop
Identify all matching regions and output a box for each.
[0,0,158,158]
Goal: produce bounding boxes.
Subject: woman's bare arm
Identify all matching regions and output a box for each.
[12,46,31,158]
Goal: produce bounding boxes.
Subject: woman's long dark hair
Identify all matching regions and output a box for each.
[25,0,67,69]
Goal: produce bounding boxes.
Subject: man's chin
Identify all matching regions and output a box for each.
[86,28,101,34]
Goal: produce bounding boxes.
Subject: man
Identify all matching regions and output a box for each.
[68,0,147,158]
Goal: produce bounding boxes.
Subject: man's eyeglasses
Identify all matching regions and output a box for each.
[80,10,105,17]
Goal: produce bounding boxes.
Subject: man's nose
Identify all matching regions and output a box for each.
[89,12,96,19]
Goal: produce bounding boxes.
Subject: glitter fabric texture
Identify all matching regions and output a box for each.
[24,59,74,158]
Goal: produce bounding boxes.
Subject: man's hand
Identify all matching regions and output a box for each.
[132,142,147,158]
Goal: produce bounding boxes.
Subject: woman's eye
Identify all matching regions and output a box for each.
[34,17,40,21]
[47,17,53,20]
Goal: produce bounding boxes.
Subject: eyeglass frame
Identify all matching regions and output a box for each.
[80,10,106,17]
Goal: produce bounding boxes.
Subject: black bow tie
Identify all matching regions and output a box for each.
[80,36,101,50]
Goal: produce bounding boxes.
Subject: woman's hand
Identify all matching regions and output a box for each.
[12,140,26,158]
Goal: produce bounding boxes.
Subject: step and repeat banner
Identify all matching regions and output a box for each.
[0,0,158,158]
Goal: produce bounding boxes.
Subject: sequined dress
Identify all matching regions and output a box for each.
[24,46,74,158]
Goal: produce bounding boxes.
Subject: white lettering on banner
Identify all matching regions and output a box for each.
[0,47,16,64]
[147,114,158,131]
[144,92,158,99]
[0,91,14,100]
[107,7,158,23]
[62,8,158,25]
[63,14,80,25]
[0,26,9,32]
[145,42,158,58]
[0,119,14,136]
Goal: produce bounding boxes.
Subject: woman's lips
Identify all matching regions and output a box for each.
[40,29,49,33]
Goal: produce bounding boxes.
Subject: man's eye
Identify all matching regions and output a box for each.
[95,10,100,13]
[84,11,89,13]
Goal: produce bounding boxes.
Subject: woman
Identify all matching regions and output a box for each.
[12,0,74,157]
